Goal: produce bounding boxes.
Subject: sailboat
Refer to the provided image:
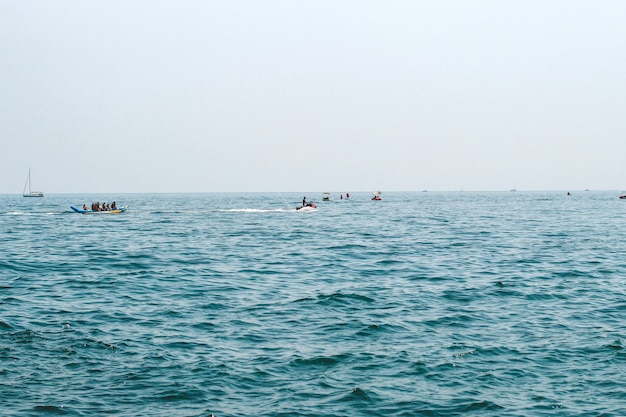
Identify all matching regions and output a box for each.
[23,168,44,197]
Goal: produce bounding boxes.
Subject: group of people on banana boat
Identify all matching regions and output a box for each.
[82,201,117,211]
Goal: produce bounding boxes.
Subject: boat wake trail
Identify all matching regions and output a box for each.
[222,208,291,213]
[4,211,67,216]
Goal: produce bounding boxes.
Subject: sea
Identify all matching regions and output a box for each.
[2,191,626,417]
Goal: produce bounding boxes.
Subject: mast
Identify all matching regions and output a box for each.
[23,168,30,195]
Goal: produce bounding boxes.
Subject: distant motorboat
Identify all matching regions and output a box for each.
[372,191,382,201]
[23,168,43,197]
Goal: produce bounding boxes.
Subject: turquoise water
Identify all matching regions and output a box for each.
[2,191,626,416]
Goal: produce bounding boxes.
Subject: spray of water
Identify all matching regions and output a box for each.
[276,192,292,209]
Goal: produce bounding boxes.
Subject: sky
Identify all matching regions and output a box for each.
[1,0,625,194]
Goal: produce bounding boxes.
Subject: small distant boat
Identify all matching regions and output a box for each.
[371,191,382,201]
[322,192,330,201]
[296,203,317,211]
[619,194,626,200]
[23,168,44,197]
[70,206,128,214]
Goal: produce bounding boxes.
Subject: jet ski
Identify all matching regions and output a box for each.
[296,203,317,211]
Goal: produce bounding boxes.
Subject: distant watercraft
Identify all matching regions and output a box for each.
[619,194,626,200]
[322,192,330,201]
[372,191,382,201]
[70,206,128,214]
[23,168,43,197]
[296,203,317,211]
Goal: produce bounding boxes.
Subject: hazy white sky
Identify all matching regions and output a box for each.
[2,1,625,193]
